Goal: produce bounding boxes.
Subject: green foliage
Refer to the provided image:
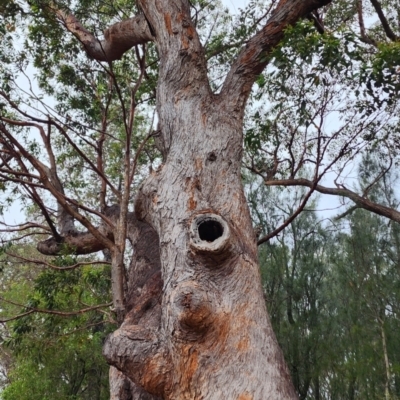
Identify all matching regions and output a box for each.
[0,252,112,399]
[1,333,109,400]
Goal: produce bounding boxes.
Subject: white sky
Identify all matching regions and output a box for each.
[221,0,249,12]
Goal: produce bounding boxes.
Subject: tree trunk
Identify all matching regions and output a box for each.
[104,95,297,398]
[101,2,297,393]
[100,0,302,398]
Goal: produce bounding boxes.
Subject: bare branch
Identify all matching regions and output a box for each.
[54,9,154,61]
[257,185,316,245]
[266,178,400,223]
[5,252,110,270]
[0,296,112,321]
[0,89,122,201]
[334,205,359,220]
[308,10,325,34]
[0,221,51,233]
[0,122,115,251]
[0,310,35,323]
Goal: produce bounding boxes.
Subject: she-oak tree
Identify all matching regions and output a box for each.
[0,0,338,398]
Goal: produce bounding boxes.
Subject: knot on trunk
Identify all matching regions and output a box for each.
[172,282,214,339]
[189,213,231,262]
[103,326,171,396]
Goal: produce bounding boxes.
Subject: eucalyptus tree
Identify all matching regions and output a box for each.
[0,0,336,398]
[2,0,400,398]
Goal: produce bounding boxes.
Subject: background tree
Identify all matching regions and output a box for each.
[0,251,112,400]
[247,156,400,399]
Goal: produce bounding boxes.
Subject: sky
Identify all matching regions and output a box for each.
[221,0,248,12]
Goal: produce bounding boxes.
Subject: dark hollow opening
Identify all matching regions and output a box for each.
[198,219,223,242]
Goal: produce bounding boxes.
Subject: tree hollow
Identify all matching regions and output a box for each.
[189,213,230,256]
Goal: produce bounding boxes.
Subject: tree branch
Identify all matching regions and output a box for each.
[36,230,113,255]
[0,122,116,252]
[0,310,35,323]
[257,184,317,245]
[369,0,398,42]
[221,0,333,109]
[357,0,377,46]
[0,296,112,322]
[5,252,109,270]
[265,178,400,223]
[54,9,154,61]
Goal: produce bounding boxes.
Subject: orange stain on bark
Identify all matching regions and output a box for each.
[141,352,171,396]
[177,12,184,22]
[177,346,200,398]
[241,46,256,64]
[214,312,230,353]
[185,348,199,379]
[237,336,249,351]
[238,393,253,400]
[186,25,195,39]
[195,158,202,171]
[186,177,198,211]
[188,195,197,211]
[181,35,189,49]
[164,13,172,35]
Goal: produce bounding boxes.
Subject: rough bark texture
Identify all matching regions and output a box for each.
[102,0,301,398]
[38,0,334,398]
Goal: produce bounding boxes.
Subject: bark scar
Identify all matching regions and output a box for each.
[164,13,172,35]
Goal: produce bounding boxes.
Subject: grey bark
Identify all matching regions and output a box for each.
[55,10,154,61]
